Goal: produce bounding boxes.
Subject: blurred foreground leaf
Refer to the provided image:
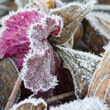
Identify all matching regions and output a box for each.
[0,58,19,110]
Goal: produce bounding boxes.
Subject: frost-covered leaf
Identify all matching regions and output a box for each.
[94,4,110,13]
[50,97,108,110]
[0,58,19,110]
[86,12,110,40]
[0,9,43,69]
[48,1,93,45]
[10,98,47,110]
[75,18,106,55]
[21,15,62,93]
[55,46,101,98]
[15,0,29,8]
[88,43,110,107]
[63,23,84,48]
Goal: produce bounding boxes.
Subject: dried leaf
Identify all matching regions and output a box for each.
[98,0,110,4]
[48,1,93,45]
[0,58,19,110]
[74,18,106,55]
[88,43,110,107]
[50,97,108,110]
[86,12,110,41]
[62,23,83,48]
[11,98,47,110]
[55,46,101,98]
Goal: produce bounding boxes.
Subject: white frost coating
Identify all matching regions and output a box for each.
[50,0,94,14]
[40,14,63,37]
[0,8,40,38]
[15,0,29,8]
[1,7,40,25]
[55,0,65,7]
[94,74,110,96]
[50,97,108,110]
[56,46,101,98]
[10,98,47,110]
[86,12,110,40]
[88,42,110,101]
[94,4,110,11]
[20,15,62,93]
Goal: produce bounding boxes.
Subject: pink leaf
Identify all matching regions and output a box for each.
[0,10,43,59]
[21,15,62,93]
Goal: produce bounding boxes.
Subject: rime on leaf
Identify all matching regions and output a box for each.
[15,0,29,8]
[10,98,47,110]
[74,18,106,55]
[65,23,84,48]
[55,46,101,98]
[50,97,108,110]
[0,58,19,110]
[21,15,62,93]
[88,43,110,107]
[48,1,93,45]
[94,4,110,13]
[86,12,110,41]
[0,10,43,69]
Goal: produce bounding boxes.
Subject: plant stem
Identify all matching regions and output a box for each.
[5,76,22,110]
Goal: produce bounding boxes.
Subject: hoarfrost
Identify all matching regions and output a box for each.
[21,15,62,93]
[10,98,47,110]
[49,0,93,45]
[56,46,101,98]
[50,97,108,110]
[94,4,110,12]
[86,12,110,40]
[0,9,43,69]
[88,42,110,105]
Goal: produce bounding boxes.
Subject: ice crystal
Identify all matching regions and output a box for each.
[0,9,43,67]
[21,15,62,93]
[86,12,110,40]
[10,98,47,110]
[56,46,101,98]
[50,97,108,110]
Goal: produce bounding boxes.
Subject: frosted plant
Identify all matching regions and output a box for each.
[55,46,101,98]
[15,0,29,8]
[50,97,108,110]
[88,42,110,107]
[0,9,43,69]
[94,4,110,12]
[21,15,63,93]
[10,98,47,110]
[10,97,108,110]
[86,12,110,40]
[49,1,94,45]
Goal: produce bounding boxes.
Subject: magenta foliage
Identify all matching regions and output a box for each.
[21,16,62,93]
[0,10,43,63]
